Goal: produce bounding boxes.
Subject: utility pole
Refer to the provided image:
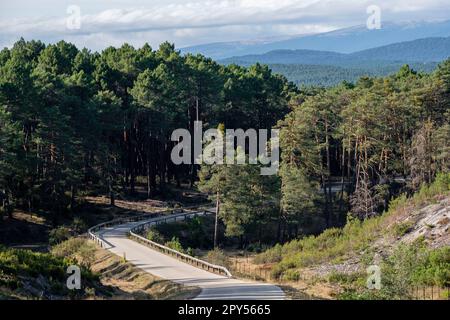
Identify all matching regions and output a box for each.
[196,97,199,121]
[214,190,219,248]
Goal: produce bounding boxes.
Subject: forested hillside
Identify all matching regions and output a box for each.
[220,37,449,86]
[253,175,449,299]
[0,38,449,252]
[254,63,438,87]
[0,38,291,225]
[220,37,450,66]
[197,64,450,246]
[350,37,450,62]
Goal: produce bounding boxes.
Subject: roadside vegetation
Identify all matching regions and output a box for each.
[1,38,449,250]
[251,174,450,299]
[336,244,449,300]
[256,174,449,268]
[1,38,449,300]
[0,237,199,300]
[0,244,98,299]
[139,174,449,300]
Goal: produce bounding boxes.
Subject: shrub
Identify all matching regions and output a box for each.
[164,237,184,253]
[413,173,450,205]
[76,242,97,268]
[413,246,450,287]
[388,193,408,212]
[72,217,88,233]
[392,221,414,237]
[337,244,450,300]
[254,243,282,264]
[186,247,195,256]
[429,173,450,196]
[151,215,216,250]
[49,226,73,245]
[205,248,230,268]
[146,229,164,243]
[52,238,96,268]
[283,269,301,281]
[257,175,450,279]
[52,238,86,257]
[270,264,284,279]
[0,245,97,297]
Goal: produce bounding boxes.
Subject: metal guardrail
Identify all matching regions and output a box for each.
[129,210,232,278]
[87,208,172,248]
[88,206,233,278]
[88,206,204,247]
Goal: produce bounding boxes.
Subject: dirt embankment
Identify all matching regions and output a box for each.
[90,243,200,300]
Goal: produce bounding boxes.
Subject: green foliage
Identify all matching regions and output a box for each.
[328,271,364,285]
[0,39,290,222]
[337,244,450,300]
[0,245,96,298]
[253,243,283,264]
[392,221,414,237]
[387,193,408,212]
[71,217,88,233]
[198,152,281,244]
[205,248,230,269]
[412,246,450,287]
[223,58,438,87]
[49,226,73,245]
[51,237,86,257]
[0,37,448,254]
[279,164,322,233]
[282,269,301,281]
[0,247,67,286]
[164,237,185,253]
[148,215,220,250]
[51,238,96,268]
[145,229,165,244]
[257,175,450,279]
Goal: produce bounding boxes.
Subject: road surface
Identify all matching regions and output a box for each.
[95,218,285,300]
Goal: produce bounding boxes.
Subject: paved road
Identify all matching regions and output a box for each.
[96,218,285,300]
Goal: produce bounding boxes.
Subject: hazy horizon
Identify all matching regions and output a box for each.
[1,0,450,51]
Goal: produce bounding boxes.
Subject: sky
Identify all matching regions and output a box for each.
[0,0,449,51]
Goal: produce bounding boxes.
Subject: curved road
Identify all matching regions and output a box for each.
[96,218,284,300]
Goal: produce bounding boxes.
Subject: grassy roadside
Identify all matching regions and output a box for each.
[0,237,200,300]
[142,173,449,300]
[250,173,450,299]
[86,240,201,300]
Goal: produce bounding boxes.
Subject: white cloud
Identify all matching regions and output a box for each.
[0,0,449,50]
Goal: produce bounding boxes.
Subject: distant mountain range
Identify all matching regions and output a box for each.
[220,37,450,66]
[180,20,450,60]
[181,20,450,87]
[218,37,448,86]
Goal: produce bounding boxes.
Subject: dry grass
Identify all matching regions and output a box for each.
[85,196,169,214]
